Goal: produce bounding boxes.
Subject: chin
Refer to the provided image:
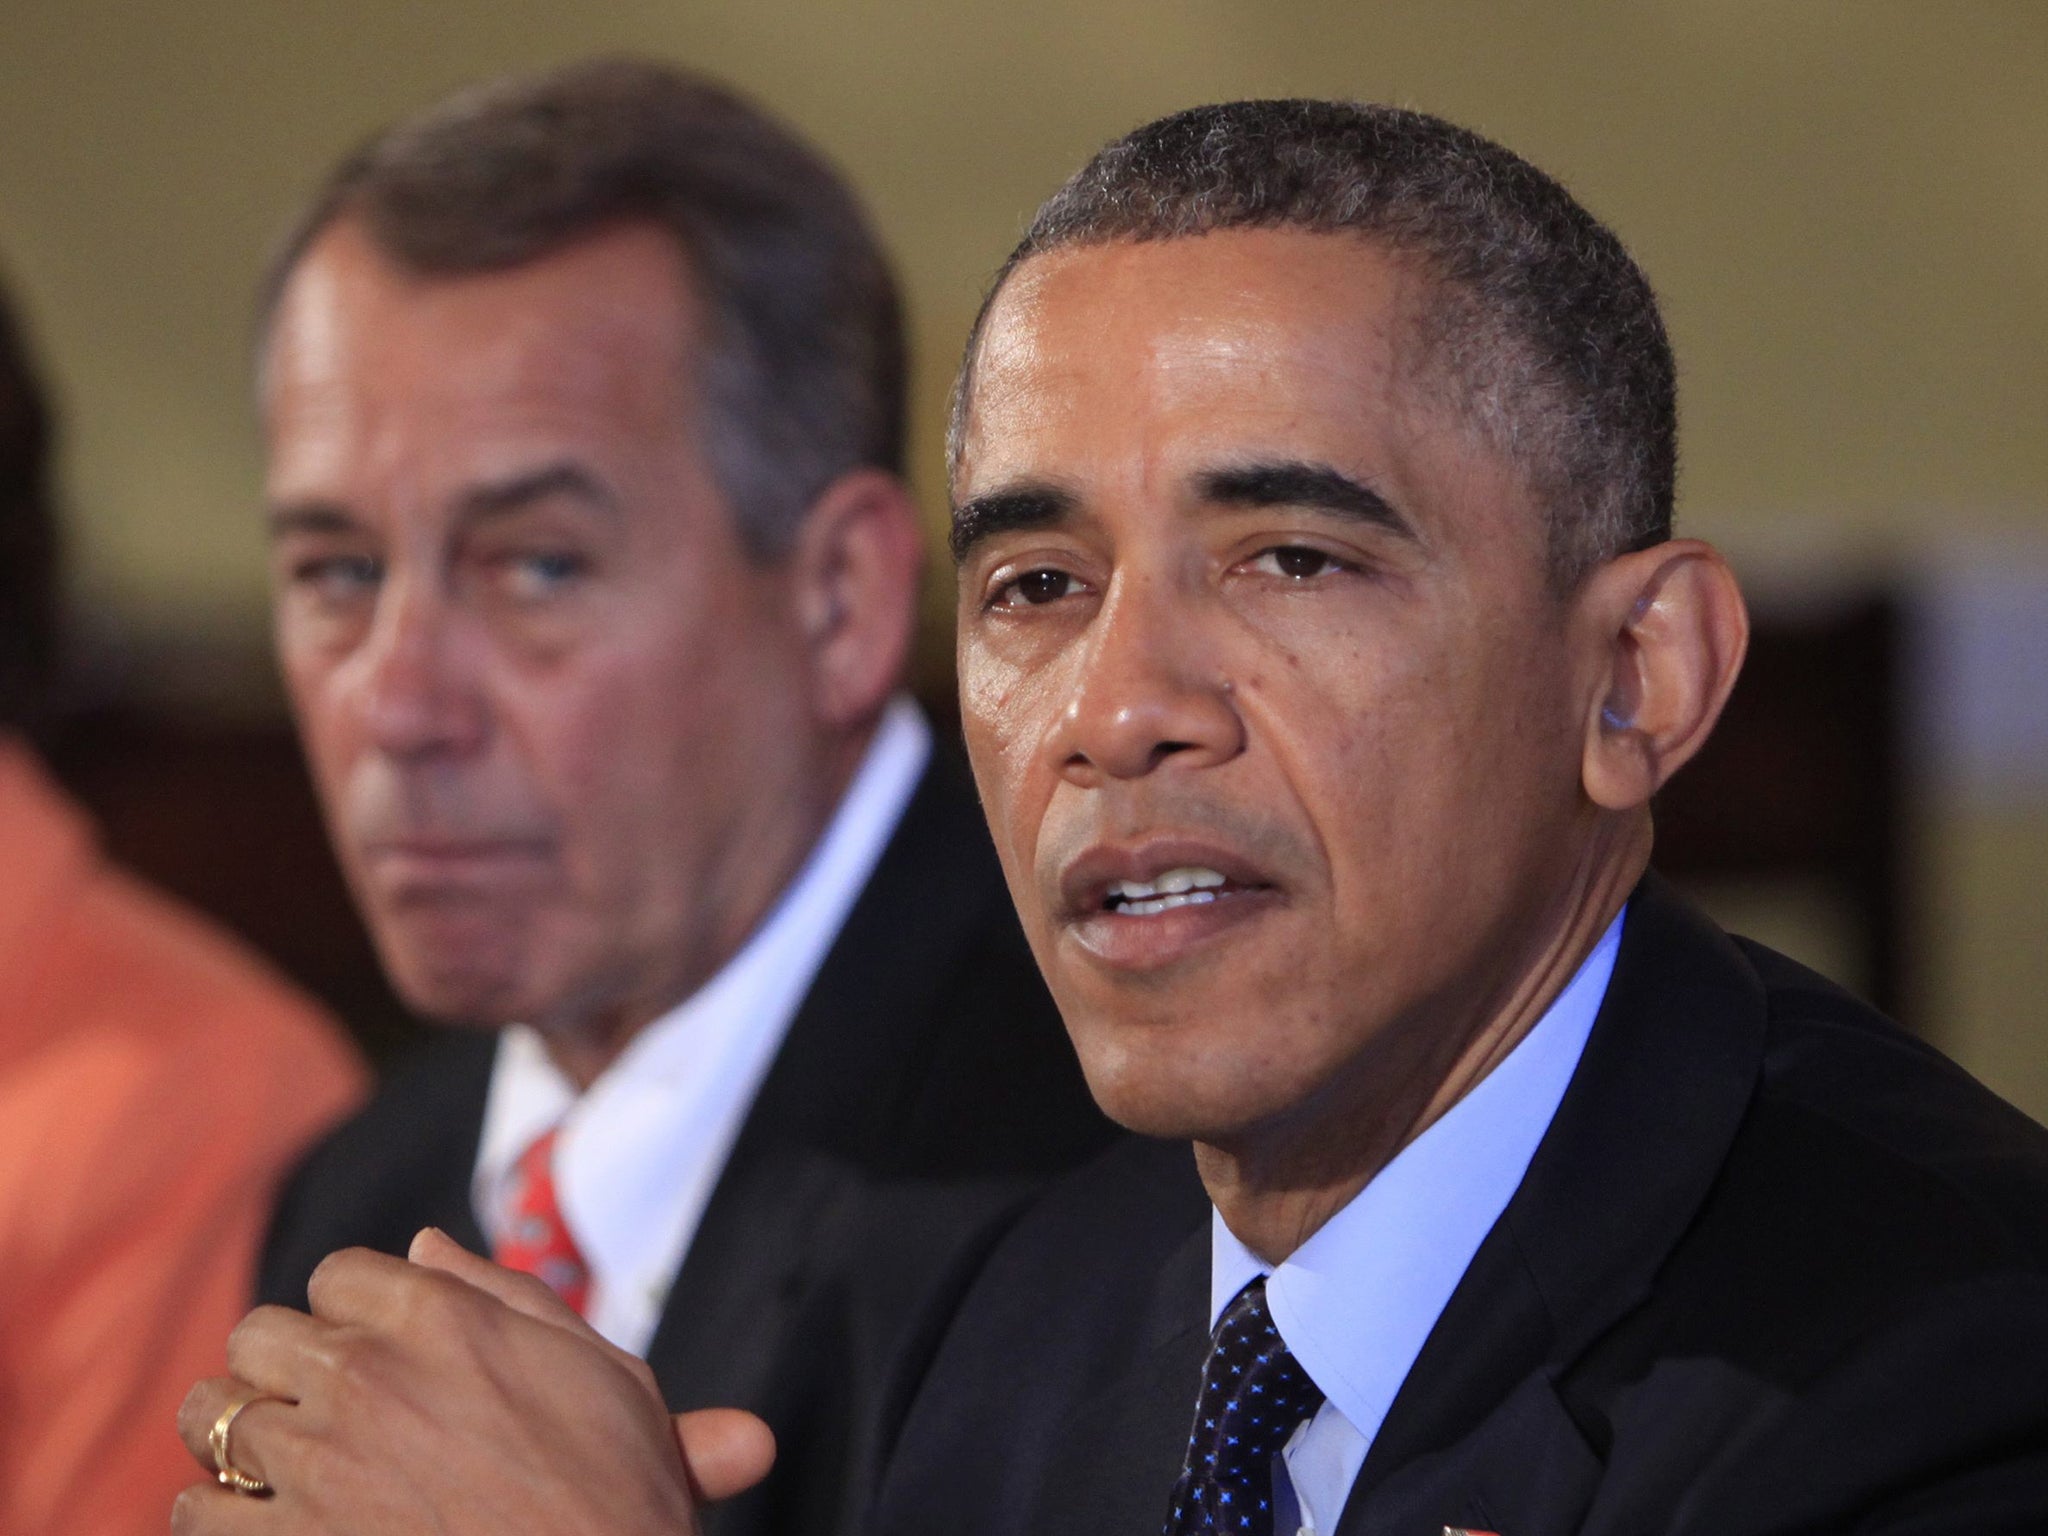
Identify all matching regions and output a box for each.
[395,976,521,1029]
[378,943,529,1028]
[1069,1022,1295,1144]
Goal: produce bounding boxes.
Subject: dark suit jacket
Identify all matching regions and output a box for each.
[258,751,1117,1536]
[872,875,2048,1535]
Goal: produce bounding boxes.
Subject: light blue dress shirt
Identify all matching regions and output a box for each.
[1208,910,1624,1534]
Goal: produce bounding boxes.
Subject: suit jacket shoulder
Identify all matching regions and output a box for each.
[1532,927,2048,1536]
[871,875,2048,1536]
[1364,881,2048,1535]
[1738,936,2048,1272]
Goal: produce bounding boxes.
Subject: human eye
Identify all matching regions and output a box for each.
[286,551,383,607]
[1242,544,1353,582]
[490,548,593,603]
[988,565,1087,610]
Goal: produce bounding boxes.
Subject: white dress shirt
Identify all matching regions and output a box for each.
[1208,910,1624,1534]
[471,696,932,1355]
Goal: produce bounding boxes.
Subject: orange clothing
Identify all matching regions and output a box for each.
[0,738,365,1536]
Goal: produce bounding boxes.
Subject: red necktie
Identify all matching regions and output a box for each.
[492,1126,592,1315]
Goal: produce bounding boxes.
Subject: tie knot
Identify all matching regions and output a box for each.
[515,1125,562,1180]
[1163,1276,1327,1533]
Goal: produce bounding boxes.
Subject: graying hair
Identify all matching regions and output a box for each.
[260,56,905,560]
[950,100,1675,585]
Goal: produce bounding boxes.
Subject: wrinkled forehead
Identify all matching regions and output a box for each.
[975,233,1468,434]
[955,231,1479,498]
[260,221,711,495]
[263,219,702,420]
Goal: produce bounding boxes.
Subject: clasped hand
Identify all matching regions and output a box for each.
[173,1229,774,1535]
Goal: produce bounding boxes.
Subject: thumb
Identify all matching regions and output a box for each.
[674,1409,776,1504]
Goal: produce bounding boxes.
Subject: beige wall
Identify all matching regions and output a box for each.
[1,1,2042,1108]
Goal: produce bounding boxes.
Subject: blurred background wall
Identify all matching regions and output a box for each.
[1,1,2042,1111]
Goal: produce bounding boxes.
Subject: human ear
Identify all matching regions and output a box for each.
[1577,540,1749,811]
[788,467,927,729]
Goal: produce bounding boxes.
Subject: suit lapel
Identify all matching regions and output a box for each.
[1031,1226,1212,1536]
[379,1036,495,1258]
[1336,874,1768,1535]
[645,757,1005,1409]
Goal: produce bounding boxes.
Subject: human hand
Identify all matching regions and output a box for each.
[174,1229,774,1534]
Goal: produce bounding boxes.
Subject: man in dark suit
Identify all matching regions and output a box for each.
[236,56,1108,1536]
[176,100,2048,1535]
[874,873,2048,1534]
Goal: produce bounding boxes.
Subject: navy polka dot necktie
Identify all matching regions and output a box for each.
[1162,1276,1327,1536]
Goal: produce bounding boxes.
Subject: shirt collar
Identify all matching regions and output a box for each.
[1209,906,1624,1451]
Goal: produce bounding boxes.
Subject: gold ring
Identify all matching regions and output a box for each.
[209,1386,279,1497]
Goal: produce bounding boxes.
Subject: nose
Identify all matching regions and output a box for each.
[1049,572,1244,785]
[351,575,488,761]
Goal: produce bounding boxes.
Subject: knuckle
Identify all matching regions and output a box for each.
[386,1268,460,1337]
[223,1305,278,1366]
[304,1245,362,1309]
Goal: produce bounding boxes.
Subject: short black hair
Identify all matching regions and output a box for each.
[0,278,58,733]
[951,100,1675,586]
[262,56,905,560]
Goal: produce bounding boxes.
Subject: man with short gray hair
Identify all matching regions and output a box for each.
[236,56,1110,1536]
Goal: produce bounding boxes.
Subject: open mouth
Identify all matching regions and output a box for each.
[1103,865,1243,917]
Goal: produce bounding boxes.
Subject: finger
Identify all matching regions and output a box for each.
[304,1245,425,1325]
[177,1376,239,1469]
[223,1304,329,1399]
[171,1479,275,1536]
[407,1226,588,1333]
[674,1409,776,1504]
[176,1376,290,1484]
[405,1227,663,1400]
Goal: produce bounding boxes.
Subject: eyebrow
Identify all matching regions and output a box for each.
[949,484,1079,564]
[266,501,359,540]
[455,462,621,521]
[1196,460,1416,540]
[266,462,621,540]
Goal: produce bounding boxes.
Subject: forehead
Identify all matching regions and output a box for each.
[263,219,702,486]
[962,230,1441,481]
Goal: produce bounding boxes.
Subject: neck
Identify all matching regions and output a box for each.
[533,715,883,1093]
[1200,814,1651,1264]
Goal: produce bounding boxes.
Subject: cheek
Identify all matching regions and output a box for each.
[495,653,666,867]
[1323,632,1579,916]
[961,647,1054,834]
[281,652,369,800]
[1266,619,1516,896]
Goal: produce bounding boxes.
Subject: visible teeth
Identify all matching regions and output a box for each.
[1108,867,1229,910]
[1119,890,1218,917]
